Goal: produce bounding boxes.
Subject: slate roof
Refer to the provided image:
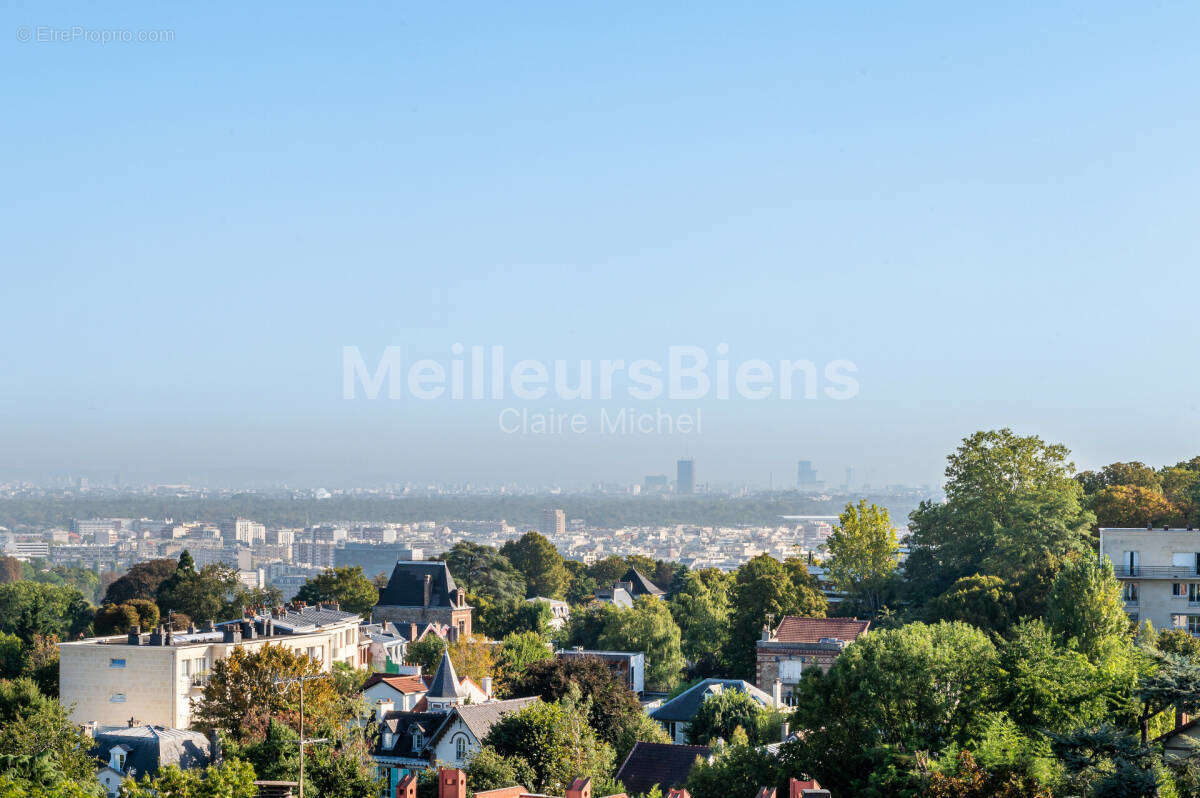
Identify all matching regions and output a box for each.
[772,617,869,644]
[649,679,775,723]
[91,725,211,779]
[377,561,460,608]
[621,568,665,596]
[426,650,466,699]
[377,711,447,758]
[430,697,539,746]
[616,741,710,796]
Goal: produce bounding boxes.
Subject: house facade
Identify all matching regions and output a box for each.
[1100,527,1200,631]
[755,616,869,703]
[372,561,473,638]
[88,724,212,796]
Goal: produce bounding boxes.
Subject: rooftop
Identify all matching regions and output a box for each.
[616,741,710,796]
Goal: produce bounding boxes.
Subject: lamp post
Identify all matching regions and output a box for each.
[272,673,331,798]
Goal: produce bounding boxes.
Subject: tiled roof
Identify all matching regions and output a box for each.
[650,680,774,723]
[363,673,428,694]
[773,616,869,644]
[377,561,459,608]
[616,741,710,796]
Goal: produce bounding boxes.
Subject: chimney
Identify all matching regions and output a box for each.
[780,720,791,741]
[376,698,394,723]
[241,620,256,640]
[80,721,97,739]
[409,623,419,641]
[208,729,222,763]
[204,620,216,633]
[755,788,777,798]
[565,777,592,798]
[222,626,241,644]
[423,574,432,608]
[395,773,417,798]
[437,768,466,798]
[481,676,493,699]
[772,679,782,708]
[761,623,773,642]
[127,625,142,646]
[666,790,691,798]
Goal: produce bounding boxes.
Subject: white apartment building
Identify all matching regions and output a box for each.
[60,604,363,729]
[1100,527,1200,633]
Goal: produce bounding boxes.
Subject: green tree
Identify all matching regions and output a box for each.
[668,569,731,674]
[405,634,447,673]
[929,575,1015,633]
[294,566,378,615]
[0,582,92,643]
[725,554,827,679]
[789,622,1000,796]
[500,533,569,599]
[0,633,23,678]
[156,556,242,623]
[996,619,1109,733]
[1045,556,1128,663]
[0,678,98,785]
[92,603,140,635]
[598,596,685,690]
[102,559,179,605]
[191,645,339,743]
[685,688,767,745]
[497,630,553,683]
[825,500,899,614]
[117,759,259,798]
[441,542,527,605]
[1048,725,1163,798]
[565,602,619,650]
[906,429,1093,613]
[504,655,666,761]
[466,746,537,793]
[1091,484,1183,529]
[686,728,780,798]
[483,691,616,794]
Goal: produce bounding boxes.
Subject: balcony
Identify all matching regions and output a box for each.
[1113,565,1200,579]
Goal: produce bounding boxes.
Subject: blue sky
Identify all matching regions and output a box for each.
[2,2,1199,488]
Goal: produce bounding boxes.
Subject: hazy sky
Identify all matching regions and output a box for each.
[3,2,1199,488]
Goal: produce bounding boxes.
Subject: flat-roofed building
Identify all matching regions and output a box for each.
[60,604,362,729]
[1100,527,1200,632]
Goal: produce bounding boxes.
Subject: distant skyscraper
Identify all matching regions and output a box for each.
[676,458,695,495]
[539,508,565,538]
[797,460,820,492]
[845,466,855,490]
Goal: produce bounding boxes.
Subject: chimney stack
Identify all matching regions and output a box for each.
[127,625,142,646]
[423,574,432,608]
[437,768,466,798]
[565,777,592,798]
[780,720,791,741]
[481,677,493,699]
[772,679,782,708]
[376,698,394,724]
[395,773,417,798]
[409,623,419,641]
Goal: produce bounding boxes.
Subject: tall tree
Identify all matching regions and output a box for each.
[441,542,527,605]
[1045,556,1128,663]
[0,582,92,643]
[597,596,685,690]
[156,562,242,623]
[725,554,827,679]
[294,566,378,615]
[824,500,899,614]
[685,688,768,745]
[929,575,1015,634]
[101,558,179,605]
[668,568,732,674]
[1090,485,1183,529]
[0,678,98,785]
[500,533,569,599]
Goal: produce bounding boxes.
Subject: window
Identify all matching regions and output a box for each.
[412,731,424,750]
[1190,584,1200,604]
[110,693,126,703]
[1124,582,1139,602]
[456,736,468,759]
[1122,551,1140,575]
[1175,583,1185,596]
[1187,615,1200,636]
[109,658,126,668]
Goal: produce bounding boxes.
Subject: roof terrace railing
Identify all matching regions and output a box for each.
[1113,565,1200,579]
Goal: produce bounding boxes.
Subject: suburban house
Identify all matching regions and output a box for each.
[1100,527,1200,630]
[595,569,665,607]
[88,724,212,797]
[60,603,362,728]
[362,619,454,673]
[370,651,535,793]
[556,649,645,695]
[616,741,711,796]
[755,616,870,703]
[372,560,473,638]
[649,679,776,743]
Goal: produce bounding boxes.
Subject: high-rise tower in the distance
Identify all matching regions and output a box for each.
[797,460,821,493]
[676,458,695,495]
[539,508,565,537]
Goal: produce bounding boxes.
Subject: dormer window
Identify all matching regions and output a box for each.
[109,748,126,771]
[412,731,424,749]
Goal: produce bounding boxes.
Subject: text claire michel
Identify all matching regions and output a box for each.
[499,406,702,435]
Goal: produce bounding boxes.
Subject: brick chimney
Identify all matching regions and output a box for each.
[788,777,823,797]
[565,777,591,798]
[666,790,691,798]
[409,623,419,641]
[755,788,777,798]
[396,773,417,798]
[437,768,466,798]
